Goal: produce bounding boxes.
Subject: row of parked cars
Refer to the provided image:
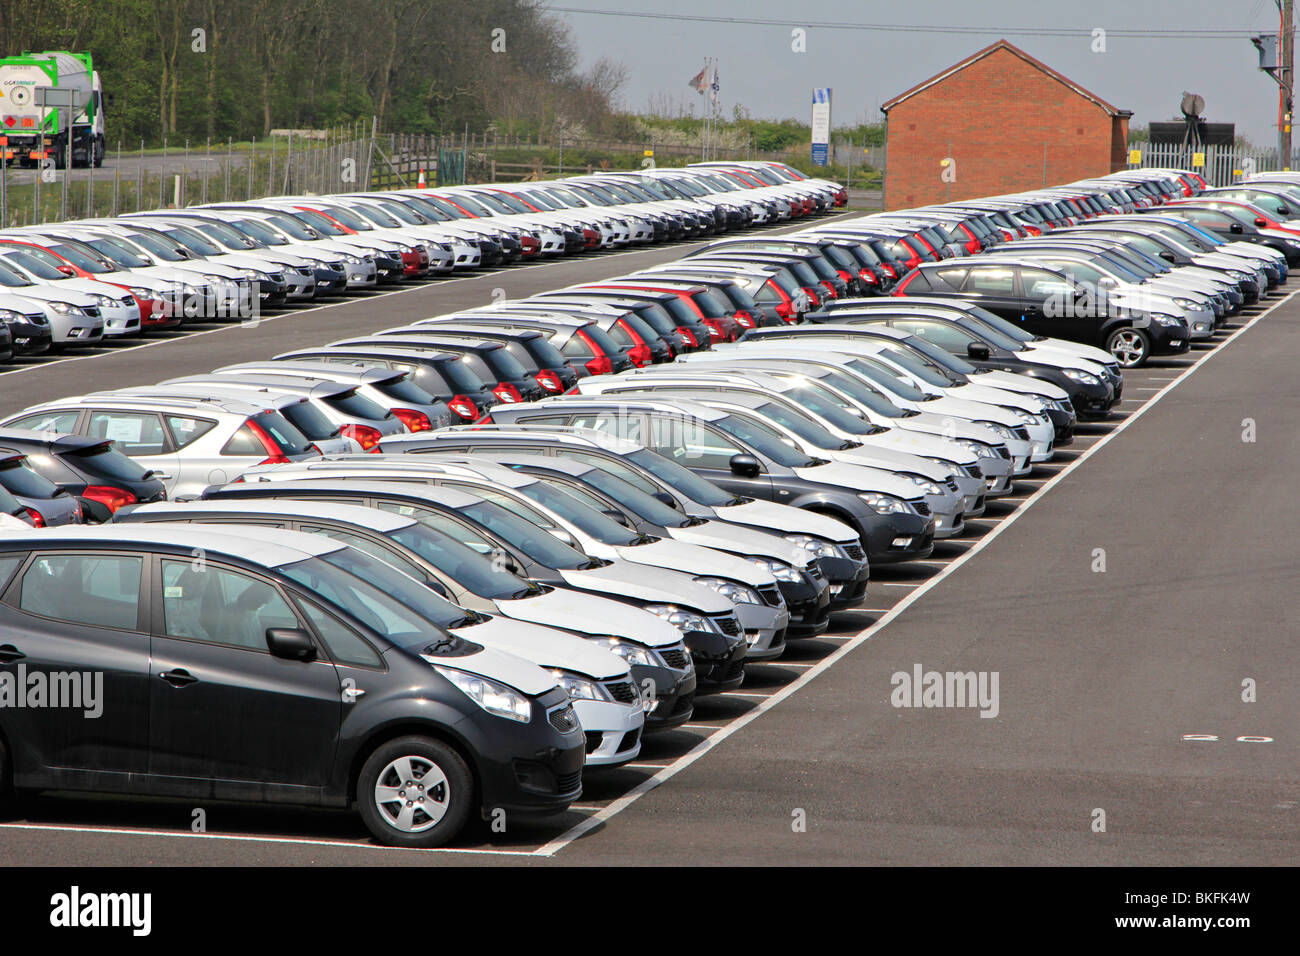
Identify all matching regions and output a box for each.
[0,162,846,360]
[0,163,1280,849]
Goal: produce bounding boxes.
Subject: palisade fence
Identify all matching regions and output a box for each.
[0,121,881,228]
[1132,142,1300,188]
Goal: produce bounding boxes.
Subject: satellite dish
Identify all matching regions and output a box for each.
[1181,92,1205,118]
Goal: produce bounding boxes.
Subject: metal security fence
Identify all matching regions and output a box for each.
[1131,142,1300,187]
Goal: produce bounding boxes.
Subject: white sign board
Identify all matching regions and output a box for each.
[811,88,832,165]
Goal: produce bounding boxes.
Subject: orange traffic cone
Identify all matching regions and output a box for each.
[417,168,427,188]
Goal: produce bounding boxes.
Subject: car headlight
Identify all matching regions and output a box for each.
[644,604,711,633]
[341,253,361,264]
[923,456,966,475]
[203,274,225,283]
[428,664,532,722]
[694,575,762,604]
[548,669,610,702]
[395,243,413,253]
[783,534,841,560]
[1010,409,1038,425]
[0,309,18,321]
[1226,270,1248,280]
[594,637,656,668]
[1172,297,1200,309]
[48,301,84,315]
[741,558,801,582]
[92,294,116,307]
[908,476,943,495]
[1152,313,1183,327]
[1063,368,1102,386]
[976,422,1015,440]
[860,492,909,514]
[957,439,997,459]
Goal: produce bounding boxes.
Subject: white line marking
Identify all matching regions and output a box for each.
[680,723,721,731]
[0,822,536,855]
[533,286,1299,858]
[718,691,776,698]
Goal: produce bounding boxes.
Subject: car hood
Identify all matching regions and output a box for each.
[496,587,682,648]
[666,519,809,566]
[557,559,733,613]
[967,369,1068,400]
[611,536,776,587]
[452,615,628,680]
[712,498,858,543]
[793,459,926,497]
[393,641,557,696]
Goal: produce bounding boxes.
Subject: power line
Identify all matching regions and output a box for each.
[548,6,1267,40]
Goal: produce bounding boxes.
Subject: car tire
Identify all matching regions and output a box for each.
[1106,327,1150,368]
[356,735,473,848]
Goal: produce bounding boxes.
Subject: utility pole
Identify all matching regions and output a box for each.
[1282,0,1294,168]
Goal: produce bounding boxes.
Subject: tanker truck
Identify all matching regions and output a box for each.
[0,50,105,169]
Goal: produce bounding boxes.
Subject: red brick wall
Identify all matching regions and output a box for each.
[883,47,1121,209]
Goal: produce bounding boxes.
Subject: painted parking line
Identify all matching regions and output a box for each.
[532,284,1299,859]
[0,821,538,856]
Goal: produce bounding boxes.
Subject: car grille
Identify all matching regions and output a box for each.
[1013,426,1031,441]
[604,680,638,704]
[658,647,690,669]
[758,584,783,607]
[715,614,741,637]
[584,731,603,754]
[806,562,825,581]
[548,704,578,733]
[268,272,284,283]
[119,296,134,306]
[556,769,582,794]
[911,499,931,516]
[966,464,983,479]
[83,307,101,318]
[843,543,866,561]
[995,446,1012,460]
[945,478,960,492]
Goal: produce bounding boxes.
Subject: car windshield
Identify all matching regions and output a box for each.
[80,235,153,268]
[458,499,591,569]
[265,212,323,240]
[878,345,963,387]
[816,368,911,417]
[44,242,115,273]
[435,192,491,216]
[627,448,736,506]
[1,250,67,280]
[228,217,289,245]
[843,357,929,401]
[0,259,36,287]
[310,204,372,231]
[713,413,818,467]
[753,401,842,448]
[158,224,225,256]
[515,480,642,546]
[118,229,186,261]
[282,549,470,645]
[285,208,350,236]
[574,468,687,527]
[388,522,538,601]
[771,383,880,434]
[66,443,154,482]
[188,218,265,249]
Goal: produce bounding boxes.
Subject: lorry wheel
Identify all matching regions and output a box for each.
[93,136,104,168]
[356,735,473,848]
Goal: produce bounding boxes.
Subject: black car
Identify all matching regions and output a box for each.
[1148,203,1300,264]
[200,479,706,718]
[532,290,712,351]
[894,259,1190,367]
[0,428,167,522]
[0,288,52,356]
[0,524,585,848]
[489,395,936,565]
[274,344,499,424]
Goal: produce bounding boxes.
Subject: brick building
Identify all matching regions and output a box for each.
[881,40,1131,209]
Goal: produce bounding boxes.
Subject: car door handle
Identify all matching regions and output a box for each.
[0,644,25,664]
[159,668,198,687]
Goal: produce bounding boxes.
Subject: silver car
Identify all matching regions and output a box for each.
[0,394,321,498]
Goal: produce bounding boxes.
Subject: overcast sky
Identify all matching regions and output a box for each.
[553,0,1287,143]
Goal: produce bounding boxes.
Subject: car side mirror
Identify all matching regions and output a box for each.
[1160,251,1176,262]
[266,627,317,662]
[603,509,631,527]
[967,342,991,360]
[426,578,450,598]
[653,491,681,509]
[1229,223,1244,234]
[1255,217,1268,227]
[729,453,762,478]
[57,264,76,276]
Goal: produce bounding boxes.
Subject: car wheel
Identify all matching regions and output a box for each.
[1106,327,1150,368]
[357,735,472,848]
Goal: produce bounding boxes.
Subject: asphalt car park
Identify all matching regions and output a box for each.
[0,244,1292,864]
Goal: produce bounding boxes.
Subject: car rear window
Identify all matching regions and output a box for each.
[64,445,153,483]
[375,376,438,405]
[326,390,393,422]
[0,460,64,498]
[281,401,342,440]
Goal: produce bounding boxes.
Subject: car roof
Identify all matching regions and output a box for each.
[210,478,485,508]
[383,424,643,453]
[520,394,728,420]
[0,427,112,453]
[122,498,416,533]
[0,522,337,566]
